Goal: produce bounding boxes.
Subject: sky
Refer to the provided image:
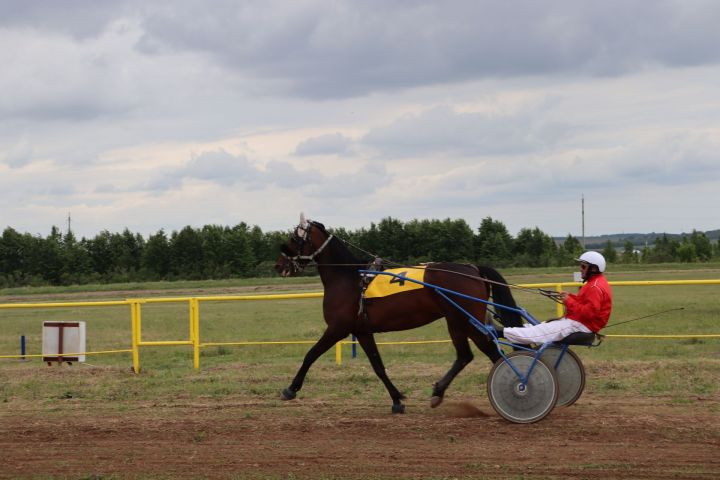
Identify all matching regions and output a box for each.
[2,0,720,239]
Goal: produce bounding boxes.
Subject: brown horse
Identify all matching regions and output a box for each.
[275,214,523,413]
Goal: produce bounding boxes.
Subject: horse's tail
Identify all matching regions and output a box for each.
[475,265,523,328]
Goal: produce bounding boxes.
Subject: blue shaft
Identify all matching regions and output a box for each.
[359,269,538,321]
[21,335,26,359]
[360,269,546,384]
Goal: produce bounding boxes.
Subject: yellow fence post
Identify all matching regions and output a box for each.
[335,341,342,365]
[555,283,564,319]
[130,301,141,374]
[191,298,200,370]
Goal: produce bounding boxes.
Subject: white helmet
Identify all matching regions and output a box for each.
[577,251,606,273]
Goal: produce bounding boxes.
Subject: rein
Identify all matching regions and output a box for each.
[602,307,684,329]
[297,252,557,300]
[283,223,562,303]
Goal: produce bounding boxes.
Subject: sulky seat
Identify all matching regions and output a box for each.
[559,331,600,346]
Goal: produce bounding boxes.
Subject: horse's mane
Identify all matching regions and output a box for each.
[310,221,364,270]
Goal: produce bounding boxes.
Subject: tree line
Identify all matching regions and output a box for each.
[1,217,718,288]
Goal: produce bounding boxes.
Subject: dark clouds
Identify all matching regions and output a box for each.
[2,1,720,236]
[4,1,720,104]
[0,1,130,38]
[132,0,720,98]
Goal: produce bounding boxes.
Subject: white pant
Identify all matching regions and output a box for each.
[502,319,592,345]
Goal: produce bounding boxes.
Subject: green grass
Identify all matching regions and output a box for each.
[1,264,719,408]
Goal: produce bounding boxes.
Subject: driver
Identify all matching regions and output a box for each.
[497,251,612,344]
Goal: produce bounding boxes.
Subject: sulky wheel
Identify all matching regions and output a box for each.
[539,346,586,407]
[487,351,558,424]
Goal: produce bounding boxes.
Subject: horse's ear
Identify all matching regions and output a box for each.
[299,212,308,229]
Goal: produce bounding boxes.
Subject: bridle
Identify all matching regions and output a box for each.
[280,221,334,274]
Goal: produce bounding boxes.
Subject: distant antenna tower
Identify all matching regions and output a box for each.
[67,212,72,234]
[581,194,585,248]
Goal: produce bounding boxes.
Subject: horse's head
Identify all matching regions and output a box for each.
[275,213,333,277]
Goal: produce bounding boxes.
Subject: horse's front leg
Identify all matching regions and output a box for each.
[281,327,347,401]
[355,332,406,414]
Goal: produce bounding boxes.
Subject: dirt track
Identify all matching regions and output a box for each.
[3,393,718,479]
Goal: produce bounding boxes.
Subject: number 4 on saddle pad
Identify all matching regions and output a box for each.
[364,266,426,299]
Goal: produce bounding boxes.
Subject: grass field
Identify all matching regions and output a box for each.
[1,264,719,397]
[1,265,719,479]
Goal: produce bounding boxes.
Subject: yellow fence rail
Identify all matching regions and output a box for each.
[1,280,719,372]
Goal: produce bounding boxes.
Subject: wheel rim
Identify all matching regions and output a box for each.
[487,352,558,423]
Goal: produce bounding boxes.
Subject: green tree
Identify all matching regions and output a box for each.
[248,225,271,262]
[646,234,679,263]
[201,225,230,277]
[557,234,583,266]
[142,230,171,279]
[403,218,473,262]
[621,240,639,264]
[39,226,64,285]
[689,230,712,261]
[107,229,144,280]
[375,217,407,261]
[226,224,256,276]
[354,223,382,260]
[602,240,618,264]
[441,218,474,261]
[60,230,93,284]
[676,237,697,263]
[0,227,25,285]
[475,217,514,267]
[85,231,114,277]
[170,226,204,279]
[514,227,557,267]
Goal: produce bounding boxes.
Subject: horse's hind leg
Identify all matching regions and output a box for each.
[467,326,502,363]
[430,319,474,408]
[355,333,406,414]
[281,327,347,400]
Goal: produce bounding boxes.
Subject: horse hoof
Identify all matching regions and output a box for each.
[430,395,443,408]
[280,388,296,401]
[391,403,406,414]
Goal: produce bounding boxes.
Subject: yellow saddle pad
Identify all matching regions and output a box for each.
[364,266,426,299]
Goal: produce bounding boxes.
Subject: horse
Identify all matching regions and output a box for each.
[274,214,523,413]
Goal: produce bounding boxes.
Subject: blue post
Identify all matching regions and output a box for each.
[20,335,26,361]
[351,334,357,359]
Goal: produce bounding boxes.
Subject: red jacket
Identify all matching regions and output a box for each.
[565,274,612,332]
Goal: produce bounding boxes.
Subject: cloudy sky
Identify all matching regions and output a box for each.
[2,0,720,239]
